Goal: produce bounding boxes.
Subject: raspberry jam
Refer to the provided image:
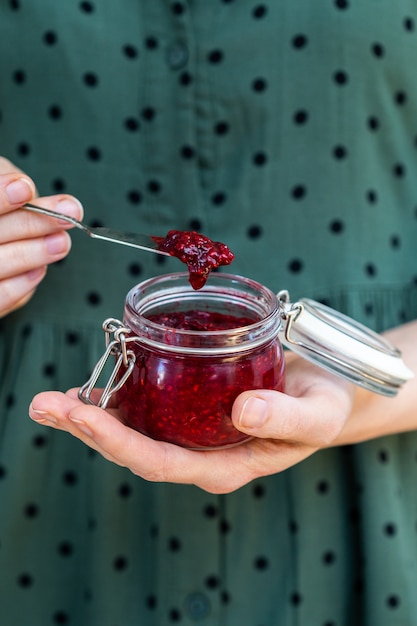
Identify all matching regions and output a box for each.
[152,230,235,290]
[115,273,285,450]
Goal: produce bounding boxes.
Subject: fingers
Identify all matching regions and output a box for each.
[231,364,354,447]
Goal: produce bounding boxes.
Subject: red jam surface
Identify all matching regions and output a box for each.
[116,310,285,449]
[152,230,234,290]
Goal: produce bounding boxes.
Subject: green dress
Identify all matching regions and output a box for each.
[1,2,417,624]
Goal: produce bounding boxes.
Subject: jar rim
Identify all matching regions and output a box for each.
[123,272,282,354]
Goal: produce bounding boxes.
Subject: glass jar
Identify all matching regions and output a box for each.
[79,273,413,450]
[88,273,285,449]
[117,273,284,449]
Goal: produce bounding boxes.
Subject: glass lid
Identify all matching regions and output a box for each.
[277,291,413,397]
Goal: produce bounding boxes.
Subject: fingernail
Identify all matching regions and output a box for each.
[55,198,83,220]
[5,178,34,204]
[29,406,58,424]
[68,416,94,438]
[45,232,70,255]
[238,397,268,429]
[26,267,46,282]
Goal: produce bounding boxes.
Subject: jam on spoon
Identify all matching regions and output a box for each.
[152,230,234,289]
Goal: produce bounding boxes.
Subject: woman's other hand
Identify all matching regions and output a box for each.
[0,157,83,317]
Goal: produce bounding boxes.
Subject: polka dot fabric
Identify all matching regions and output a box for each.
[1,2,417,624]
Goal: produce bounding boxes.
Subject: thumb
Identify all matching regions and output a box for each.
[231,385,349,447]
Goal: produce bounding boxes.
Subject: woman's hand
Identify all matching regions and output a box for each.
[28,315,417,494]
[0,156,83,318]
[28,357,356,494]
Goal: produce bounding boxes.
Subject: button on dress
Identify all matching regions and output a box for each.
[1,2,417,625]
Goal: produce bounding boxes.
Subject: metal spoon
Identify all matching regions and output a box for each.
[23,202,170,256]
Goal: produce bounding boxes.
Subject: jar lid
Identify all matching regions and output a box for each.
[277,291,413,396]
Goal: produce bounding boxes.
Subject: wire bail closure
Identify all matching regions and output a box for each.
[78,318,136,409]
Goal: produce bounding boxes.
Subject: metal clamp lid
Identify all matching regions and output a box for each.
[277,290,414,396]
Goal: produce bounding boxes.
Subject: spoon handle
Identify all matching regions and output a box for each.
[23,203,170,256]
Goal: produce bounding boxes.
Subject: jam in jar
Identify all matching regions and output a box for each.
[112,273,285,449]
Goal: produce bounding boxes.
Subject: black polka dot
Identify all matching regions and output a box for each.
[179,71,193,86]
[333,145,348,160]
[404,16,415,32]
[79,1,95,12]
[63,471,78,485]
[365,263,377,277]
[254,556,269,570]
[386,595,400,608]
[289,520,298,534]
[83,72,99,87]
[383,522,397,536]
[128,262,143,277]
[211,192,227,206]
[43,31,58,45]
[219,519,231,534]
[24,503,39,518]
[17,142,31,157]
[367,116,380,131]
[329,219,345,234]
[86,146,102,161]
[247,224,263,239]
[317,480,330,494]
[181,145,195,159]
[169,608,182,621]
[172,2,186,15]
[65,331,80,345]
[43,363,56,377]
[13,69,26,84]
[253,5,267,18]
[390,234,401,248]
[205,575,220,589]
[293,110,309,125]
[146,594,157,609]
[53,611,69,625]
[393,163,406,177]
[17,573,33,588]
[372,43,385,58]
[395,91,407,106]
[58,541,74,557]
[253,483,266,498]
[52,178,67,192]
[207,49,224,63]
[120,43,137,61]
[322,551,336,565]
[214,121,230,135]
[288,258,304,273]
[292,34,308,49]
[147,180,162,194]
[333,70,349,85]
[145,36,158,50]
[366,189,378,204]
[32,434,48,448]
[124,117,140,132]
[127,190,143,205]
[48,105,63,120]
[86,291,102,306]
[203,504,218,518]
[188,218,202,230]
[334,0,349,8]
[291,185,307,200]
[141,107,156,121]
[290,592,302,606]
[252,77,268,92]
[168,537,182,552]
[113,556,128,571]
[253,151,268,166]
